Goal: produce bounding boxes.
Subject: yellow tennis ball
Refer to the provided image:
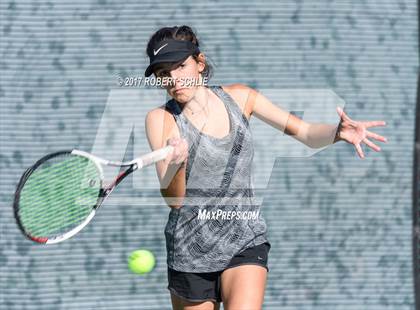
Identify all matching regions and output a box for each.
[127,249,155,274]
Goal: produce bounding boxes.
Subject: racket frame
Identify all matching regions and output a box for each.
[14,146,173,244]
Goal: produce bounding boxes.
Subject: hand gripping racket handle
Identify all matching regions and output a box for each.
[136,145,174,169]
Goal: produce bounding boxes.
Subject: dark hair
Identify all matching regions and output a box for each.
[145,25,213,80]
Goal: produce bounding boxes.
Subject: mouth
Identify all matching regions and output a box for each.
[174,88,186,94]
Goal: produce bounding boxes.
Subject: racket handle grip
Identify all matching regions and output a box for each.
[138,145,174,168]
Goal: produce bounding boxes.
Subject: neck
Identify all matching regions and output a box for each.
[178,85,210,114]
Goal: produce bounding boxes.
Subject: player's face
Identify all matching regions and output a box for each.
[154,56,205,103]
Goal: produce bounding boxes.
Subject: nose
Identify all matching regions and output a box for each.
[169,69,181,80]
[169,71,183,88]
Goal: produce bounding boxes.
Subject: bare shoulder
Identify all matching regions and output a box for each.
[145,104,180,144]
[220,83,258,119]
[146,102,178,123]
[146,104,169,119]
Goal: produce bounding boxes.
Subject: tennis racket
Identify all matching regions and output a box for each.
[13,146,173,244]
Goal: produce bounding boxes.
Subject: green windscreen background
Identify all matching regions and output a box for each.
[1,1,418,309]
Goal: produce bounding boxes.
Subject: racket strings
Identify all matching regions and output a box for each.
[17,154,101,238]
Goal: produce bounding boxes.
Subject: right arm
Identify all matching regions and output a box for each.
[144,108,188,209]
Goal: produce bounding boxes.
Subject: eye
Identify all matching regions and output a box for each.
[157,70,169,77]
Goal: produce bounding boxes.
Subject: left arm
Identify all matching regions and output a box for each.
[225,84,388,159]
[305,122,343,148]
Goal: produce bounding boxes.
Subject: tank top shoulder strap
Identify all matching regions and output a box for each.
[211,85,250,128]
[164,98,189,138]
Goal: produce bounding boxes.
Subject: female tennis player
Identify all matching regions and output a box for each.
[144,25,388,310]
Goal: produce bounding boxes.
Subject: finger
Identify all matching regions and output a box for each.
[165,155,174,166]
[173,148,179,159]
[362,137,381,152]
[177,153,188,165]
[181,148,188,158]
[168,138,178,146]
[179,156,188,165]
[355,143,365,159]
[336,106,352,122]
[174,147,185,163]
[362,120,386,128]
[178,142,186,154]
[166,147,175,162]
[366,130,388,143]
[181,139,189,149]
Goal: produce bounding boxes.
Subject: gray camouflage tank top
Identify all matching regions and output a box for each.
[164,85,270,273]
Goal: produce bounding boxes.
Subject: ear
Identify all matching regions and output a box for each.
[196,53,206,73]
